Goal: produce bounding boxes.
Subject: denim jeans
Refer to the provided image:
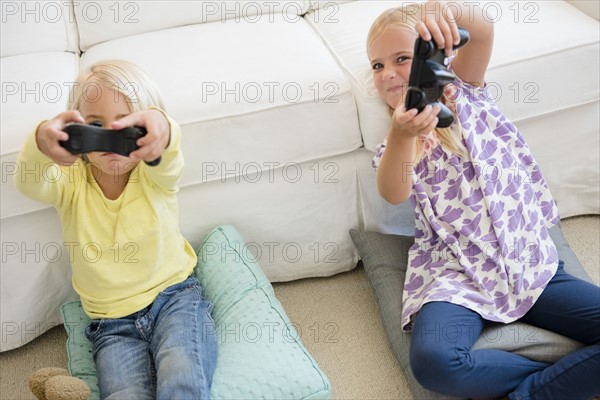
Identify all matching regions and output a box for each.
[84,277,218,400]
[409,261,600,399]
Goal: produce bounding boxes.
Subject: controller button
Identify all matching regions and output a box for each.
[412,91,424,108]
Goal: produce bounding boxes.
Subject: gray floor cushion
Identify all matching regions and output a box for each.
[350,223,590,400]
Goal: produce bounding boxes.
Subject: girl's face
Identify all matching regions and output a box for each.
[79,86,139,179]
[369,28,417,109]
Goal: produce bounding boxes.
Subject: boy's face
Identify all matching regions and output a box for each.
[79,86,139,178]
[369,28,417,109]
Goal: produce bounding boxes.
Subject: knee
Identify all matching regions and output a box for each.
[410,344,445,390]
[410,342,466,392]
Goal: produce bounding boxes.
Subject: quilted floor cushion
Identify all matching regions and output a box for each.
[350,223,590,400]
[61,225,331,399]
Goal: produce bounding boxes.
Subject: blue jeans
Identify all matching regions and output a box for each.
[410,261,600,399]
[84,277,218,400]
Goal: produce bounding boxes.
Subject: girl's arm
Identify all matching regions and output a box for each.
[377,133,417,205]
[15,112,85,206]
[377,105,440,204]
[417,0,494,87]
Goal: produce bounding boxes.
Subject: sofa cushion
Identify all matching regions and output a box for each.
[176,150,374,282]
[349,223,588,400]
[307,0,600,218]
[61,225,331,399]
[74,0,311,51]
[0,2,79,57]
[305,1,392,153]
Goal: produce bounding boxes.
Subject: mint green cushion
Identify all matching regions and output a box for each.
[61,302,99,399]
[61,225,331,400]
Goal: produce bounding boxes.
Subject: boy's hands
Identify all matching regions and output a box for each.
[417,0,461,56]
[111,109,170,163]
[36,111,85,166]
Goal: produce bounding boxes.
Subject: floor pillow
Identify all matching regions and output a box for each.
[61,224,331,400]
[350,222,590,400]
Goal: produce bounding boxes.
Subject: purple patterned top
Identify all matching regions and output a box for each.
[373,70,560,331]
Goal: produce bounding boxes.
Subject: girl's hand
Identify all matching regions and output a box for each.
[36,111,85,166]
[391,104,440,140]
[417,0,461,56]
[111,109,170,163]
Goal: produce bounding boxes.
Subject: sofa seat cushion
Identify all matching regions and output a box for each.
[79,13,362,188]
[61,225,331,400]
[350,222,590,399]
[177,150,375,282]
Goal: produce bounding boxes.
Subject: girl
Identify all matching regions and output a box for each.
[367,1,600,399]
[15,60,217,399]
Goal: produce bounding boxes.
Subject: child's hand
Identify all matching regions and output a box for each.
[36,111,85,166]
[111,110,170,163]
[417,0,461,56]
[391,104,440,140]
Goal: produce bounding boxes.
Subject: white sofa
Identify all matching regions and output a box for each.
[1,0,598,352]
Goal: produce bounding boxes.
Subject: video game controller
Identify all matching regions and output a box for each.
[60,124,161,166]
[405,27,470,128]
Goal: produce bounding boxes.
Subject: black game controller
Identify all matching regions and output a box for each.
[405,27,470,128]
[60,124,161,166]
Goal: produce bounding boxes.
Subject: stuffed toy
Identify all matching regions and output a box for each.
[28,368,90,400]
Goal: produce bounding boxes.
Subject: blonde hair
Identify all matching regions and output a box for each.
[68,60,165,113]
[367,6,465,162]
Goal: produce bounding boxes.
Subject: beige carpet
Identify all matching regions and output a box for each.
[1,216,598,400]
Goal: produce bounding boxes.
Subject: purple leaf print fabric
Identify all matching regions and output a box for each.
[372,68,559,331]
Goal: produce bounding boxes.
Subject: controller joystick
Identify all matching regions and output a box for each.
[405,27,470,128]
[60,124,161,166]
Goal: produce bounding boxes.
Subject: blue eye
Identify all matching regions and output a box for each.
[397,56,410,63]
[372,63,383,71]
[89,121,102,127]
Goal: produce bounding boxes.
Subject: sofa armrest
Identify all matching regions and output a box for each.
[566,0,599,20]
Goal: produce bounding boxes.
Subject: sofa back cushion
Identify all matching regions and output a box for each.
[74,0,311,51]
[1,1,79,57]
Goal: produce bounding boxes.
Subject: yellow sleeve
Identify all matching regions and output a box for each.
[14,128,82,208]
[139,108,185,193]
